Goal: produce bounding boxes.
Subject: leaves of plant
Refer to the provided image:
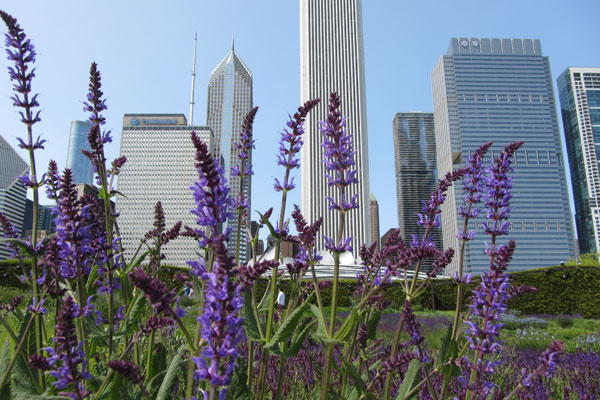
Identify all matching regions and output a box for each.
[243,290,262,341]
[366,310,381,340]
[116,293,147,338]
[394,359,421,400]
[264,293,313,350]
[284,319,315,358]
[155,344,186,400]
[0,339,11,398]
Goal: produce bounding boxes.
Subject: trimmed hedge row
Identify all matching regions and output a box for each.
[2,258,599,318]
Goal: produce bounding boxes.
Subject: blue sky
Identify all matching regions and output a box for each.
[1,0,599,240]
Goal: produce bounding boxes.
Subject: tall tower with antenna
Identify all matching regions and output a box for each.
[206,38,253,262]
[189,33,197,126]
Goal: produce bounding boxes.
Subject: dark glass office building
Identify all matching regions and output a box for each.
[432,38,575,275]
[66,121,94,185]
[558,67,600,255]
[393,112,442,269]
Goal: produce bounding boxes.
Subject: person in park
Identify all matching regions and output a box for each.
[277,287,285,310]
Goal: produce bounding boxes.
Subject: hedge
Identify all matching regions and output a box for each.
[2,258,599,318]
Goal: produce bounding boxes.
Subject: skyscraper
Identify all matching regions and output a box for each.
[557,67,600,255]
[66,121,94,185]
[393,112,442,259]
[369,194,380,250]
[206,41,253,263]
[117,114,213,267]
[432,38,575,275]
[0,134,28,260]
[300,0,371,256]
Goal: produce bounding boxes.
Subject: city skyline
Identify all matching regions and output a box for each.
[0,1,599,250]
[66,120,94,185]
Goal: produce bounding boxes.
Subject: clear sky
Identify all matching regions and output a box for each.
[1,0,599,241]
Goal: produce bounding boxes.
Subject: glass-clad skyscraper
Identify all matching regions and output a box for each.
[0,134,28,260]
[66,121,94,185]
[206,42,253,263]
[393,112,442,269]
[558,67,600,254]
[432,38,575,275]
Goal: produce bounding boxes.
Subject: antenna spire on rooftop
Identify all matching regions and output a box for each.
[231,34,235,53]
[189,33,197,126]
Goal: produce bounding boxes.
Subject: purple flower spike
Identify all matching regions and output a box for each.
[193,238,244,397]
[0,11,41,126]
[128,268,175,316]
[234,106,258,163]
[320,93,358,192]
[107,360,144,385]
[187,131,234,247]
[274,99,320,191]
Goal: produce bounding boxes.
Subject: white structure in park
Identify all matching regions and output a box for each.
[300,0,372,256]
[117,114,213,267]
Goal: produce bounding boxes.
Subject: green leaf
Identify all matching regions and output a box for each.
[125,250,150,273]
[284,319,315,358]
[225,358,250,400]
[264,293,313,350]
[5,238,36,257]
[11,310,40,398]
[155,345,186,400]
[108,373,127,400]
[116,293,148,337]
[435,324,453,369]
[243,290,262,341]
[147,370,166,399]
[110,189,128,199]
[256,211,276,238]
[341,359,367,395]
[309,304,333,343]
[257,290,271,312]
[0,339,11,398]
[366,310,381,340]
[99,187,109,200]
[394,359,421,400]
[333,308,360,342]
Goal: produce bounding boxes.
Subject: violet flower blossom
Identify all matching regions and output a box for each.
[31,296,92,400]
[232,107,258,210]
[0,11,41,127]
[274,98,320,192]
[191,237,244,399]
[0,211,21,257]
[461,141,524,397]
[187,131,234,247]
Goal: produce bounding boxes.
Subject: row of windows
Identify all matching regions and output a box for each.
[459,93,544,102]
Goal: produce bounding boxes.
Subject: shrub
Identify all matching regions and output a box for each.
[556,315,574,328]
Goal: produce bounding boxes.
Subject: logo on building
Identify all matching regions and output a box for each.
[130,117,177,126]
[131,118,140,126]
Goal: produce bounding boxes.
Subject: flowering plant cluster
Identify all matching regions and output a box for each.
[0,11,574,400]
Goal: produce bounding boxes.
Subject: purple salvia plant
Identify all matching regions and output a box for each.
[192,237,244,399]
[274,98,320,193]
[33,295,91,400]
[0,211,21,257]
[144,201,182,273]
[461,141,524,398]
[187,131,234,247]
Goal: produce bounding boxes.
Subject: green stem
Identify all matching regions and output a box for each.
[145,331,155,385]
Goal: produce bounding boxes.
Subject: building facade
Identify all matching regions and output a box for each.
[117,114,213,267]
[300,0,371,257]
[558,67,600,255]
[206,42,253,263]
[369,194,380,250]
[0,134,28,260]
[432,38,575,275]
[66,121,94,185]
[393,112,442,261]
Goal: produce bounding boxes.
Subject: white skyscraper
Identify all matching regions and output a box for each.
[117,114,213,267]
[300,0,371,256]
[206,41,253,263]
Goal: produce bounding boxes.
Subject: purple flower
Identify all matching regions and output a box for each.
[36,296,92,399]
[320,93,358,192]
[128,268,175,316]
[107,360,144,385]
[274,99,320,191]
[0,294,24,316]
[192,237,244,397]
[238,259,279,288]
[0,211,21,257]
[140,316,174,335]
[0,11,41,126]
[233,106,258,163]
[187,131,234,247]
